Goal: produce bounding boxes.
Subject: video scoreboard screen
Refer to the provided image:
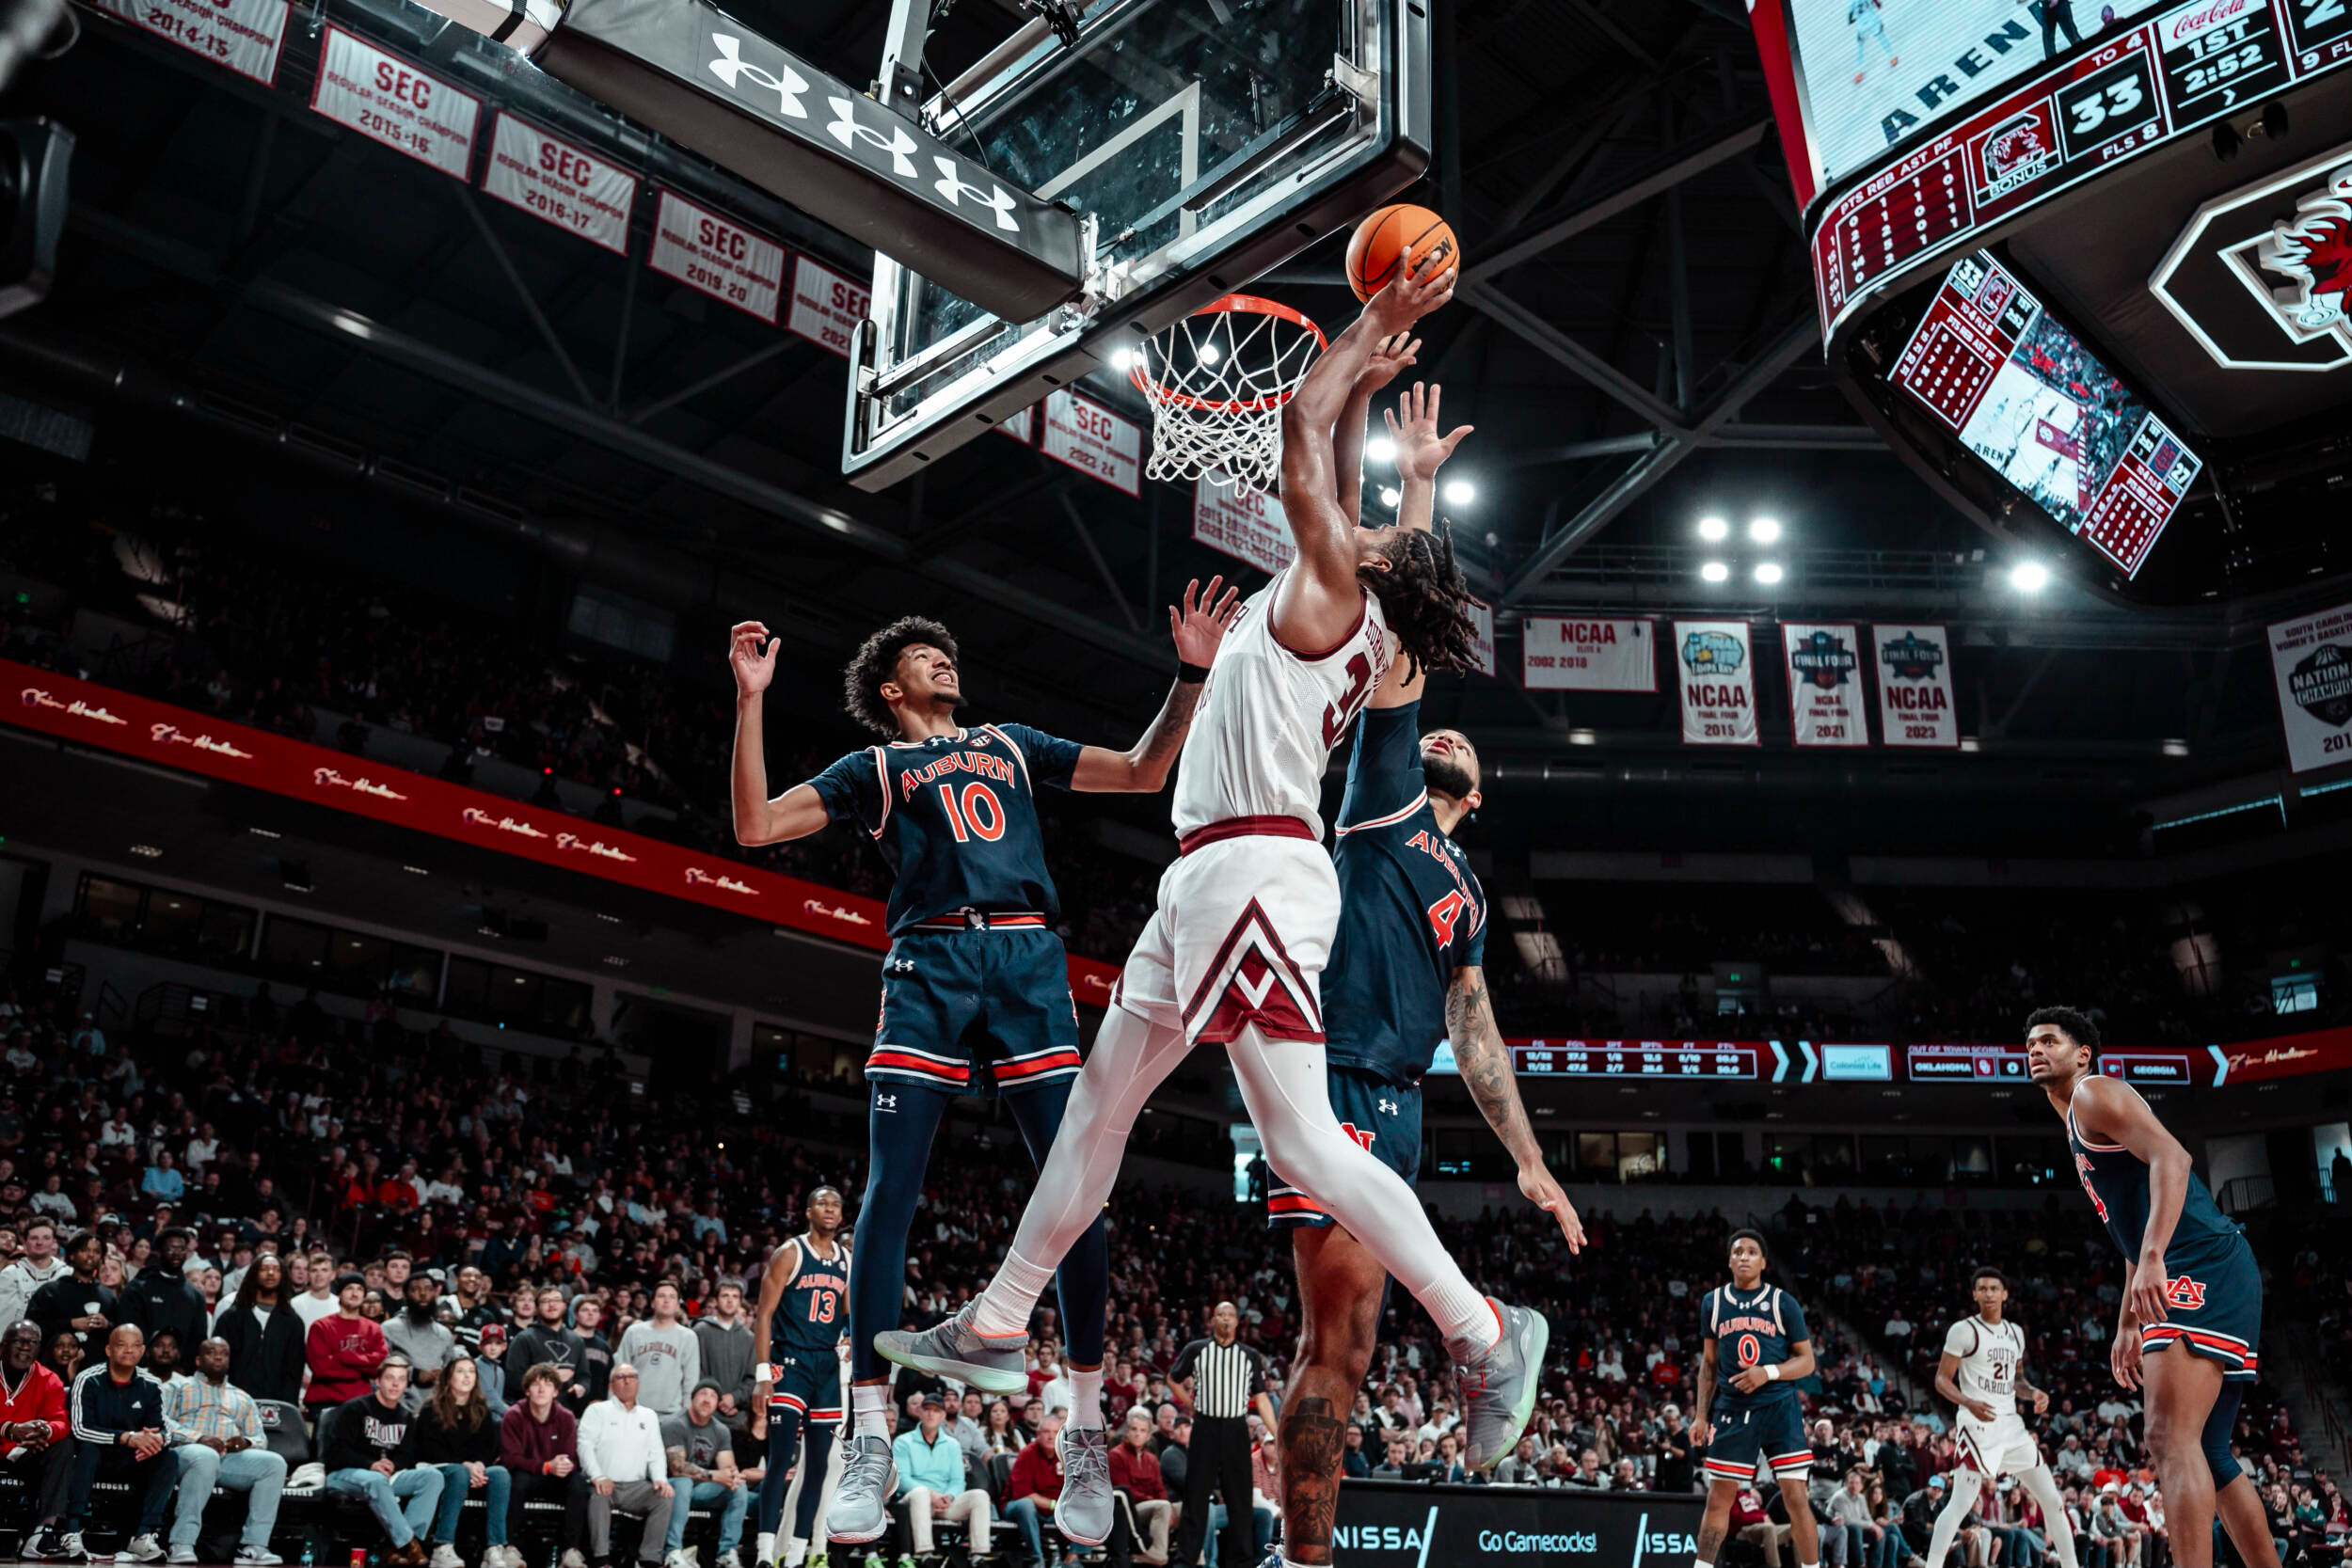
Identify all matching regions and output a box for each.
[1416,1038,2205,1085]
[1906,1043,2200,1085]
[1507,1041,1763,1079]
[1890,250,2201,576]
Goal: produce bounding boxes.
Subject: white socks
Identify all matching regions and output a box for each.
[781,1540,805,1568]
[851,1381,889,1439]
[972,1250,1056,1342]
[1069,1365,1105,1429]
[754,1533,773,1568]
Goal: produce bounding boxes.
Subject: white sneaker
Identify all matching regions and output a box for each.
[562,1552,589,1568]
[665,1553,695,1568]
[236,1550,285,1566]
[716,1553,742,1568]
[166,1550,199,1565]
[428,1547,463,1568]
[119,1536,166,1564]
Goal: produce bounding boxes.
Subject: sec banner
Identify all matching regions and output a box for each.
[1042,390,1142,497]
[90,0,289,84]
[2268,600,2352,773]
[1782,622,1867,748]
[1193,472,1293,576]
[1674,620,1757,746]
[310,28,481,181]
[1872,624,1960,749]
[483,114,637,253]
[1522,617,1656,691]
[787,255,870,358]
[648,191,786,323]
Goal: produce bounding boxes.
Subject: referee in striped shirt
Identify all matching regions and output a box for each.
[1169,1302,1276,1568]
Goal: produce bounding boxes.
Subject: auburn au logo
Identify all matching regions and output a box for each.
[2165,1275,2208,1310]
[1338,1122,1375,1152]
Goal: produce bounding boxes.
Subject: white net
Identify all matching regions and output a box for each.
[1128,295,1326,493]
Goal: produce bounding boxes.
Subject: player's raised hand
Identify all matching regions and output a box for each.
[1357,332,1421,394]
[1518,1163,1585,1254]
[1384,381,1474,483]
[1169,576,1244,668]
[1367,247,1457,335]
[729,621,779,697]
[2109,1323,2143,1391]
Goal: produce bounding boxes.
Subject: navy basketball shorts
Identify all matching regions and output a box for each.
[765,1352,842,1424]
[1702,1398,1812,1487]
[1267,1066,1421,1230]
[2141,1227,2262,1383]
[865,927,1082,1099]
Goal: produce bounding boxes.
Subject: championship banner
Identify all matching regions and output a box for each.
[2267,600,2352,773]
[310,27,481,181]
[1468,597,1494,676]
[88,0,289,84]
[1042,390,1142,497]
[1521,617,1655,691]
[1192,472,1293,576]
[482,113,637,254]
[1333,1479,1700,1568]
[787,254,869,358]
[647,190,787,324]
[1672,620,1757,747]
[993,405,1035,444]
[1871,623,1960,749]
[0,658,1123,1003]
[1781,622,1867,748]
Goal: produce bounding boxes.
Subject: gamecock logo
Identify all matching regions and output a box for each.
[2257,160,2352,337]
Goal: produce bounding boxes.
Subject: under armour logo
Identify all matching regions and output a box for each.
[828,96,916,177]
[1339,1121,1375,1151]
[887,958,918,976]
[1378,1098,1399,1115]
[707,34,808,119]
[931,156,1022,232]
[876,1093,898,1111]
[2165,1275,2208,1310]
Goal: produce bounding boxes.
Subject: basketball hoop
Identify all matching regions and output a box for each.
[1129,294,1327,493]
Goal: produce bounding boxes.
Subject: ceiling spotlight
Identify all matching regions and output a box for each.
[1754,562,1784,585]
[2162,737,2190,757]
[129,845,162,859]
[2010,561,2051,592]
[1441,479,1475,506]
[1749,516,1781,544]
[1366,436,1396,464]
[1197,342,1221,366]
[1959,736,1981,753]
[1700,561,1729,583]
[1567,728,1597,746]
[1109,346,1136,372]
[1697,515,1729,542]
[1379,485,1402,508]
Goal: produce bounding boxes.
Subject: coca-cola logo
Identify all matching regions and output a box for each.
[2167,0,2250,40]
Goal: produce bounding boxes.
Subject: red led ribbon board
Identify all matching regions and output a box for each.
[2,659,1120,1006]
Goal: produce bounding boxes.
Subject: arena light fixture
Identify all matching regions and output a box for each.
[2010,561,2051,592]
[1754,562,1784,585]
[1441,479,1476,506]
[1696,515,1729,542]
[1365,436,1396,464]
[1109,345,1136,372]
[1378,485,1402,508]
[2163,738,2191,757]
[1700,561,1729,583]
[1567,728,1596,746]
[1197,342,1221,365]
[1749,516,1782,544]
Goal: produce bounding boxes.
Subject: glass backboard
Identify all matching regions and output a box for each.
[843,0,1429,490]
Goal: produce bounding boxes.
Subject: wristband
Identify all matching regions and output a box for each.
[1764,1364,1780,1381]
[1177,661,1212,684]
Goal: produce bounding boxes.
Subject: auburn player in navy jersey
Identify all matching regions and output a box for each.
[727,582,1240,1545]
[1264,380,1584,1568]
[2028,1007,2277,1568]
[750,1186,850,1568]
[1692,1229,1822,1568]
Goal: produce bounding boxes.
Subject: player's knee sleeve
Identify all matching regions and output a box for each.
[2201,1382,2244,1487]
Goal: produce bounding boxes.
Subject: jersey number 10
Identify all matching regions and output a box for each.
[937,783,1007,843]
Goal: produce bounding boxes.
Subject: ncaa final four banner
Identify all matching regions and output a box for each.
[1781,622,1868,748]
[1872,624,1960,748]
[2267,600,2352,773]
[1673,620,1757,747]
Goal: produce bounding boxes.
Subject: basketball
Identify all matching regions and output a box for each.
[1346,203,1459,302]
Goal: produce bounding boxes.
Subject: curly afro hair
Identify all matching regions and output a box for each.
[2025,1005,2100,1053]
[843,616,960,736]
[1365,524,1481,680]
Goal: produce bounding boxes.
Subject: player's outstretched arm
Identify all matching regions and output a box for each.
[2075,1078,2194,1328]
[1447,964,1583,1252]
[1334,333,1421,528]
[728,622,833,845]
[1071,577,1243,793]
[1275,258,1455,651]
[1370,381,1475,709]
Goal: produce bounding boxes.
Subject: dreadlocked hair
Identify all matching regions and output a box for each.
[842,615,960,736]
[1365,523,1480,680]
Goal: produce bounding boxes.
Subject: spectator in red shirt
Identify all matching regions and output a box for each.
[1107,1407,1169,1567]
[1006,1410,1069,1568]
[2,1320,72,1545]
[306,1272,389,1415]
[1733,1481,1794,1567]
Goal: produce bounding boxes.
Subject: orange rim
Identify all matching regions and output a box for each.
[1129,293,1327,415]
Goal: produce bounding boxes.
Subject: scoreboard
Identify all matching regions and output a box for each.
[1905,1043,2200,1085]
[1420,1038,2209,1085]
[1505,1040,1765,1079]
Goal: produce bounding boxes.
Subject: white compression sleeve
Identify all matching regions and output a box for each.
[1923,1469,1986,1568]
[969,1005,1194,1340]
[2021,1465,2080,1568]
[1227,1024,1499,1351]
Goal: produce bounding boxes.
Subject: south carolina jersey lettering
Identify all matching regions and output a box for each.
[809,723,1082,934]
[1705,1283,1809,1412]
[1943,1316,2026,1418]
[1171,572,1391,838]
[1322,700,1486,1085]
[771,1234,850,1358]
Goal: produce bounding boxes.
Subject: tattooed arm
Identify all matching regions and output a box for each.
[1445,964,1585,1250]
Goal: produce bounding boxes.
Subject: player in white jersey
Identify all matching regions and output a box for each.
[1922,1269,2080,1568]
[875,255,1550,1496]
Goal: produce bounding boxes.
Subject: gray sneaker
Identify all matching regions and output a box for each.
[1453,1297,1549,1472]
[1055,1424,1114,1545]
[872,1301,1028,1396]
[825,1433,897,1544]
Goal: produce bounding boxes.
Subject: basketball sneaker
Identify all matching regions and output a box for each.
[871,1301,1028,1396]
[1055,1423,1114,1545]
[1453,1297,1549,1472]
[825,1433,897,1544]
